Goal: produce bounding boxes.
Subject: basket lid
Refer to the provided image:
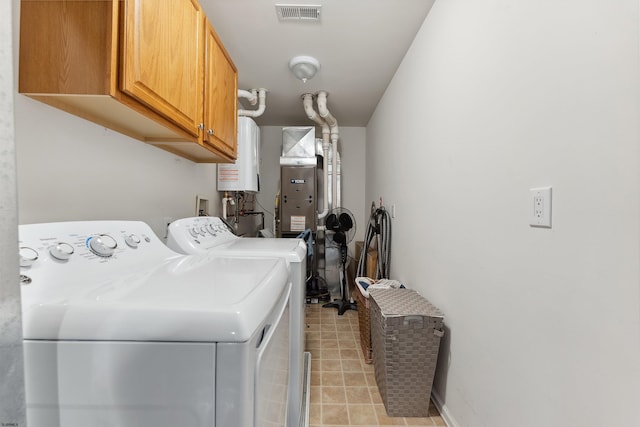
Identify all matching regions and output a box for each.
[369,288,444,318]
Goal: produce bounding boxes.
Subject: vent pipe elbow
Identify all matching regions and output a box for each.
[238,88,267,117]
[238,89,258,105]
[316,91,339,141]
[316,91,337,126]
[302,93,326,127]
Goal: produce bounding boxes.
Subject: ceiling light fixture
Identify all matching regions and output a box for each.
[289,55,320,83]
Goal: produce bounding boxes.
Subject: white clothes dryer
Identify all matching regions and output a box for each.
[19,221,291,427]
[166,216,310,427]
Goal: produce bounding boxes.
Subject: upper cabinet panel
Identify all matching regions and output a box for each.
[121,0,204,138]
[203,21,238,160]
[18,0,236,163]
[19,1,114,95]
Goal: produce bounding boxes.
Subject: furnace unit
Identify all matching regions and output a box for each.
[278,126,342,299]
[279,126,317,237]
[280,165,317,236]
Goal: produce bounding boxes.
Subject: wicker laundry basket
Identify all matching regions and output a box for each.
[370,288,444,417]
[355,280,373,364]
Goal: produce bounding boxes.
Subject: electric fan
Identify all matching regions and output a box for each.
[323,207,358,315]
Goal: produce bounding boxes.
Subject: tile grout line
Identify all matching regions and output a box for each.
[308,303,443,426]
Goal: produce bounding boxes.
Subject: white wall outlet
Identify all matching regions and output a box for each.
[529,187,552,228]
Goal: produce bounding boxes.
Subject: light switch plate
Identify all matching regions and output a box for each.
[530,187,552,228]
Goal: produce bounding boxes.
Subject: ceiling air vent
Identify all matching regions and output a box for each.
[275,4,321,22]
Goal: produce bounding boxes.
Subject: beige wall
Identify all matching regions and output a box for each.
[14,93,222,239]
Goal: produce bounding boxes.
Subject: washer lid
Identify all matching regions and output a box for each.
[22,255,289,342]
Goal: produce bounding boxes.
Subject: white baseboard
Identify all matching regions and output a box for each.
[432,391,461,427]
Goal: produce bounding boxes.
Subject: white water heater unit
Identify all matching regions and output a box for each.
[217,117,260,192]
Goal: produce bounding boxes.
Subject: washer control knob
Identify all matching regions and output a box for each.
[19,247,39,267]
[125,234,141,248]
[89,234,117,257]
[49,242,74,261]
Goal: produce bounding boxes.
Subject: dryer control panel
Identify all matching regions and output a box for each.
[167,216,238,254]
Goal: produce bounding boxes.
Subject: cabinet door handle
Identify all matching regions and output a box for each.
[207,128,215,136]
[198,123,205,131]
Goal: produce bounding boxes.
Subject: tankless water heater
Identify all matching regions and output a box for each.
[217,117,260,192]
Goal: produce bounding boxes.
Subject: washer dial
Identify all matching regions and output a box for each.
[89,234,118,257]
[125,234,141,248]
[49,242,75,260]
[19,247,39,267]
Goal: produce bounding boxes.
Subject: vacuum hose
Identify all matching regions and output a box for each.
[356,205,392,279]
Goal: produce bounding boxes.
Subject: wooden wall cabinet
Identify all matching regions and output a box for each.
[203,20,238,161]
[19,0,238,163]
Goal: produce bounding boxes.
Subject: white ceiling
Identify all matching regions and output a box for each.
[200,0,435,127]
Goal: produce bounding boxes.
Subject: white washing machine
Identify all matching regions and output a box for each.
[166,216,310,427]
[19,220,291,427]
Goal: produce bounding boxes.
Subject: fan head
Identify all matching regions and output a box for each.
[326,213,340,232]
[326,211,353,233]
[324,208,356,247]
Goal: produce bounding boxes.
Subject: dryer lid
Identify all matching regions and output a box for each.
[22,255,289,343]
[221,238,306,262]
[166,216,307,262]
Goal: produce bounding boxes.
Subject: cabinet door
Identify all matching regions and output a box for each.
[121,0,204,137]
[203,21,237,159]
